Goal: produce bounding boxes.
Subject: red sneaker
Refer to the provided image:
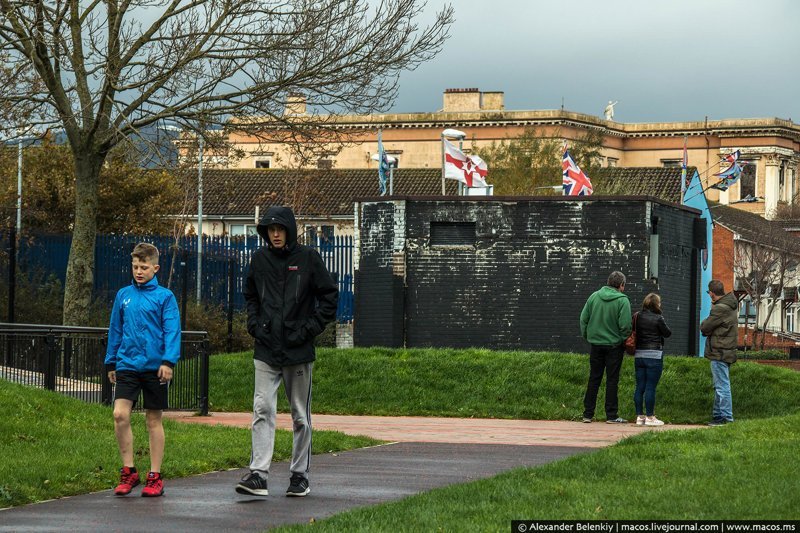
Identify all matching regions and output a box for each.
[114,467,140,496]
[141,472,164,497]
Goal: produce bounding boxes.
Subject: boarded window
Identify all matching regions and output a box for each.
[430,222,476,246]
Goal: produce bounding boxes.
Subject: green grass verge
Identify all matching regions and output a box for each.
[210,348,800,423]
[277,413,800,530]
[0,380,379,509]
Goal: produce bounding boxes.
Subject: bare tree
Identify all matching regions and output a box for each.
[729,224,800,349]
[0,0,452,324]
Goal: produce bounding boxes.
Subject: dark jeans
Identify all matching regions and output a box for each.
[583,344,624,420]
[633,357,664,416]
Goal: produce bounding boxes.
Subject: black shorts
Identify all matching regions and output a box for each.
[114,370,169,410]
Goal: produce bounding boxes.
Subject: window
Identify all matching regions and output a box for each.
[739,298,757,319]
[779,161,786,202]
[739,161,757,199]
[255,159,271,168]
[229,224,258,237]
[606,157,618,167]
[304,225,335,247]
[661,159,681,168]
[317,158,334,169]
[430,222,476,246]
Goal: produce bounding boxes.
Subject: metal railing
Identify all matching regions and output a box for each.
[0,323,209,414]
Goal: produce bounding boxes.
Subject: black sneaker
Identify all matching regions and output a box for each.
[286,474,310,497]
[236,472,268,496]
[606,417,628,424]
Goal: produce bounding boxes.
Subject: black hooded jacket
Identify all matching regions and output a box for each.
[244,206,339,366]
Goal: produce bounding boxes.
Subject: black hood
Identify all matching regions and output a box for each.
[257,206,298,251]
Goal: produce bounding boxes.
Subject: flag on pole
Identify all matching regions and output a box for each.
[562,144,593,196]
[443,138,488,187]
[680,135,688,203]
[710,150,744,191]
[377,129,391,195]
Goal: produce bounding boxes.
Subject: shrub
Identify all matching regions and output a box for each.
[182,301,251,354]
[737,349,789,360]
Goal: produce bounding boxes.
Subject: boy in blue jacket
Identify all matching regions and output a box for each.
[105,243,181,497]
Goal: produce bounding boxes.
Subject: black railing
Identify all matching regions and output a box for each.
[0,323,209,414]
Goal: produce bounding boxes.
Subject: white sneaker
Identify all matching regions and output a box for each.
[635,415,646,426]
[645,416,665,426]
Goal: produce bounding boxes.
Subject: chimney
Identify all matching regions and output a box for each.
[443,88,481,112]
[284,93,307,116]
[480,91,504,111]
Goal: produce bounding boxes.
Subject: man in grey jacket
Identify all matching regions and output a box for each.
[699,279,738,426]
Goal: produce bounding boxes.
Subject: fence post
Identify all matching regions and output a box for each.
[180,249,189,331]
[227,258,235,353]
[101,334,113,405]
[198,336,210,416]
[63,336,72,379]
[44,332,58,391]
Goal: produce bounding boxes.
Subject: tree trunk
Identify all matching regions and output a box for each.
[761,301,778,351]
[751,297,761,350]
[62,153,104,325]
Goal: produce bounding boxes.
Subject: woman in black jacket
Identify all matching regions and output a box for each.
[633,293,672,426]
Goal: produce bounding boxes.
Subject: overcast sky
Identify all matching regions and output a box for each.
[389,0,799,123]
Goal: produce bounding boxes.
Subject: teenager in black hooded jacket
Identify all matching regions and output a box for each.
[236,206,338,498]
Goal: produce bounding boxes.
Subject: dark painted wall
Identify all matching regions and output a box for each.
[354,197,701,355]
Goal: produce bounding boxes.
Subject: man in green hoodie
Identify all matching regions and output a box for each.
[579,271,632,424]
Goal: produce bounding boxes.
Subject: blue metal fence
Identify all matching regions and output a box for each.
[12,233,354,322]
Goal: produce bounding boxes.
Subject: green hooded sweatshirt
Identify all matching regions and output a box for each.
[579,286,632,346]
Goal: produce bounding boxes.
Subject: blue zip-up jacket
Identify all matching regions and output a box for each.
[104,276,181,373]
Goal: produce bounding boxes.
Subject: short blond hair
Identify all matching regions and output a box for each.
[131,242,159,264]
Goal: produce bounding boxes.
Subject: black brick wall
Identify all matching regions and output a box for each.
[354,197,701,355]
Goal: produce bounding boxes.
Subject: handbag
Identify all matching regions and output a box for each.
[624,312,639,355]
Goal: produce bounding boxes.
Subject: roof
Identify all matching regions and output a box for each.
[710,203,793,245]
[592,166,693,204]
[181,168,457,217]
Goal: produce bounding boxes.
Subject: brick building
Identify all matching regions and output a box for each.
[353,196,705,354]
[219,88,800,220]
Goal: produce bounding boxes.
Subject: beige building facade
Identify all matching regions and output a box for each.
[221,88,800,219]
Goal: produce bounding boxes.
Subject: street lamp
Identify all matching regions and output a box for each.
[196,135,204,304]
[370,153,397,195]
[157,121,203,304]
[441,129,466,195]
[17,132,22,235]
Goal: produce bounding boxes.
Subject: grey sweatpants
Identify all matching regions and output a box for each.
[249,359,313,479]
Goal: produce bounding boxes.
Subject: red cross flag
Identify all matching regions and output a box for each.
[443,138,488,188]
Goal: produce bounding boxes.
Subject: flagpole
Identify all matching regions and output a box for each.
[440,133,446,195]
[458,138,464,196]
[680,135,688,204]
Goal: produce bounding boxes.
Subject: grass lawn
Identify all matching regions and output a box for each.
[0,380,379,509]
[210,348,800,424]
[277,412,800,530]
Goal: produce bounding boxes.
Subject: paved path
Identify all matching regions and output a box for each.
[0,442,589,532]
[1,415,703,531]
[165,411,697,448]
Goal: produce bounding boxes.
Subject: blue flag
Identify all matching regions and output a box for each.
[377,130,390,195]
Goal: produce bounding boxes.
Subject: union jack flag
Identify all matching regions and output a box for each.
[562,145,593,196]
